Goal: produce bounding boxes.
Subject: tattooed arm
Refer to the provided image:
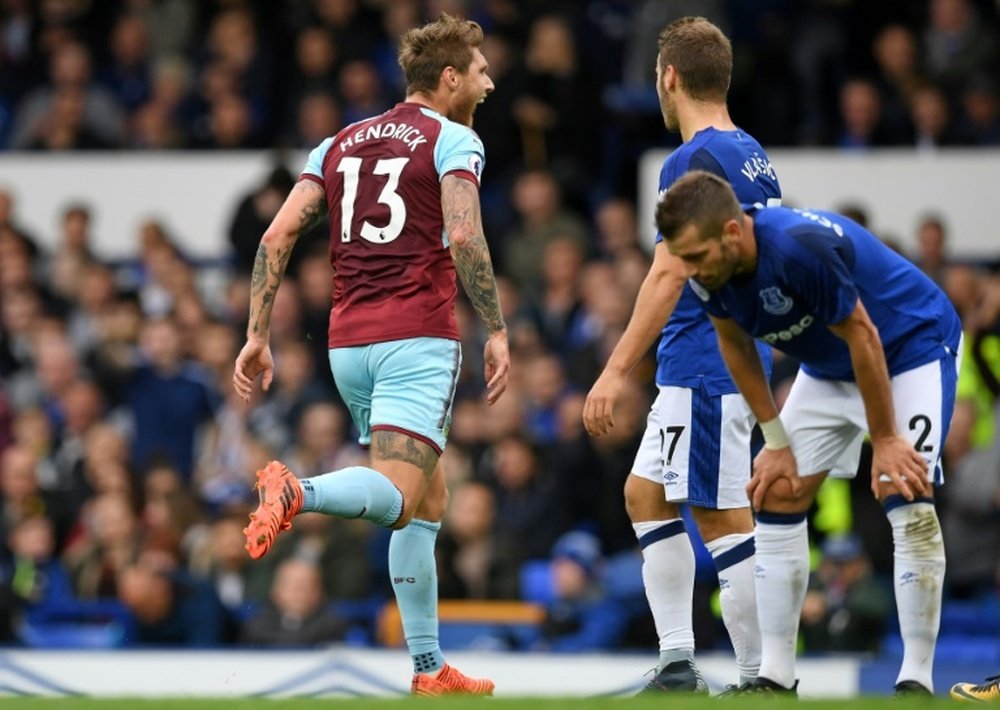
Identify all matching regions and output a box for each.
[441,173,510,403]
[233,179,326,402]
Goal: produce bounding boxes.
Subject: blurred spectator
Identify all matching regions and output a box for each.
[923,0,998,103]
[837,78,894,149]
[871,24,921,144]
[291,90,341,150]
[1,445,49,540]
[520,352,572,445]
[943,399,1000,598]
[511,14,602,200]
[535,530,630,652]
[9,40,124,149]
[117,548,229,647]
[594,197,639,259]
[200,7,271,129]
[5,330,79,434]
[913,213,949,285]
[49,380,104,503]
[836,203,871,229]
[911,83,958,149]
[337,59,389,126]
[307,0,382,69]
[128,99,186,149]
[946,272,1000,468]
[189,515,272,613]
[956,75,1000,144]
[247,339,334,455]
[227,166,294,275]
[63,491,141,599]
[140,462,206,558]
[280,401,363,479]
[789,0,852,146]
[227,166,328,278]
[99,13,153,114]
[0,229,41,298]
[296,251,336,371]
[469,33,524,196]
[532,237,585,357]
[6,515,76,621]
[491,433,566,562]
[501,168,589,290]
[127,316,220,480]
[800,534,891,653]
[190,92,260,150]
[124,0,197,59]
[239,557,347,647]
[0,189,39,249]
[283,25,340,135]
[437,481,520,600]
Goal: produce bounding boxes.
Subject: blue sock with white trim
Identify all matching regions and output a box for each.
[705,531,760,685]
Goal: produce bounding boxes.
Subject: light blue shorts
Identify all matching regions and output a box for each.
[328,337,462,454]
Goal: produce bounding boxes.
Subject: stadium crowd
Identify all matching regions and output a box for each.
[1,0,999,653]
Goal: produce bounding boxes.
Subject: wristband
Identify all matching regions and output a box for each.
[760,417,790,450]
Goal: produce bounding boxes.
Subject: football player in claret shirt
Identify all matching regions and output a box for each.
[657,171,961,696]
[584,17,778,692]
[232,14,509,696]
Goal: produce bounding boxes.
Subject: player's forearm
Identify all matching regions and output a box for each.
[603,246,685,375]
[246,236,294,339]
[245,182,326,340]
[451,232,505,334]
[840,316,897,440]
[714,318,779,423]
[443,176,505,334]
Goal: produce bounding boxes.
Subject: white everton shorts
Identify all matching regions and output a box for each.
[780,352,960,484]
[632,384,756,509]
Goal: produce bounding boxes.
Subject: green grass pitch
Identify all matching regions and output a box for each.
[1,696,962,709]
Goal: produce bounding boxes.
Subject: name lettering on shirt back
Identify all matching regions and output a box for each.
[339,122,428,153]
[740,152,777,183]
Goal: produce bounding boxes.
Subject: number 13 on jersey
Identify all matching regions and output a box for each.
[336,157,410,244]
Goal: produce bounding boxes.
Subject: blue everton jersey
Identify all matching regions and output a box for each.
[656,127,781,393]
[699,207,962,380]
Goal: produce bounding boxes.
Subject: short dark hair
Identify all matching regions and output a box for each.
[657,17,732,102]
[398,13,484,94]
[655,171,741,242]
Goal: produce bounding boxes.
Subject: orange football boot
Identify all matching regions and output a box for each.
[411,663,495,697]
[243,460,303,560]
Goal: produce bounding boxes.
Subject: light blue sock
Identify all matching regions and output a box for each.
[300,466,403,527]
[389,518,444,675]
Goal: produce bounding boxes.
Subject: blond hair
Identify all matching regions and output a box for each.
[398,13,484,94]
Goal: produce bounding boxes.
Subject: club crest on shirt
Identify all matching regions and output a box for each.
[759,286,793,315]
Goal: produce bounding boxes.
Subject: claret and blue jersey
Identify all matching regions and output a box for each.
[699,207,963,380]
[299,102,485,349]
[656,127,781,393]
